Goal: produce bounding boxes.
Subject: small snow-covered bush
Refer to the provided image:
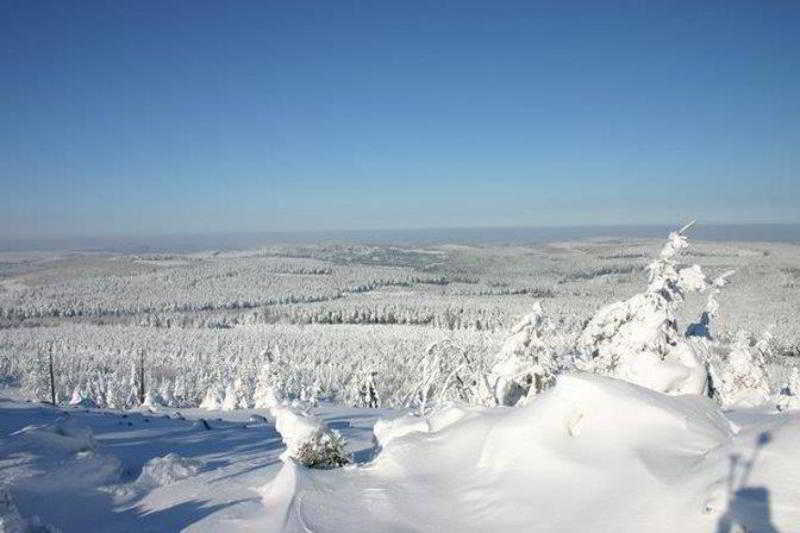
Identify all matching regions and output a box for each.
[272,406,350,469]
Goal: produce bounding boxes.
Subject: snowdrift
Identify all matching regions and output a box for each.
[136,453,203,488]
[12,417,97,454]
[262,372,800,532]
[8,417,123,490]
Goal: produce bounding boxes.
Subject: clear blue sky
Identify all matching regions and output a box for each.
[2,0,799,237]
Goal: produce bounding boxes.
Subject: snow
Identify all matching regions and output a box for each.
[261,372,800,533]
[2,226,799,531]
[13,417,98,454]
[576,225,714,397]
[0,394,386,531]
[2,372,800,532]
[715,332,773,408]
[136,453,203,488]
[0,486,26,533]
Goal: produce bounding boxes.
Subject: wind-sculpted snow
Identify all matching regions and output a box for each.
[261,372,800,532]
[18,418,96,451]
[263,374,800,532]
[1,367,798,531]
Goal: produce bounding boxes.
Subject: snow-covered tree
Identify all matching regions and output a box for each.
[575,222,710,395]
[199,384,225,410]
[777,366,800,411]
[487,302,562,406]
[714,331,772,407]
[686,270,735,340]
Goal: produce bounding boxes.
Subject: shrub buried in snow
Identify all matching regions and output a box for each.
[270,406,350,469]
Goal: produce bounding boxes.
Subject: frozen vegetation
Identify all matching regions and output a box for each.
[1,226,799,531]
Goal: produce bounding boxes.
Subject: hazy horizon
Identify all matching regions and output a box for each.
[3,221,800,253]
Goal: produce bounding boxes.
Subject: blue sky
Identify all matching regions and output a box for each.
[2,1,799,237]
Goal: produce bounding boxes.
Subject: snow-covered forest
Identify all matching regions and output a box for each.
[2,228,800,531]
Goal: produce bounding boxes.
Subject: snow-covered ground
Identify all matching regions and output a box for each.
[0,390,387,532]
[2,228,800,531]
[2,375,798,532]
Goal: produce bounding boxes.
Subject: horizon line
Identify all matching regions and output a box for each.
[4,220,800,243]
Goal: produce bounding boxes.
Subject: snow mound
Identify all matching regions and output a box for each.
[261,372,800,532]
[14,418,97,454]
[372,413,431,449]
[373,405,482,450]
[136,453,203,487]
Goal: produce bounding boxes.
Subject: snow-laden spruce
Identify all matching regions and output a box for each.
[575,222,711,395]
[487,302,562,405]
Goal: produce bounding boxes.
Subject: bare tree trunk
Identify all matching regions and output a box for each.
[48,343,56,406]
[138,349,146,405]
